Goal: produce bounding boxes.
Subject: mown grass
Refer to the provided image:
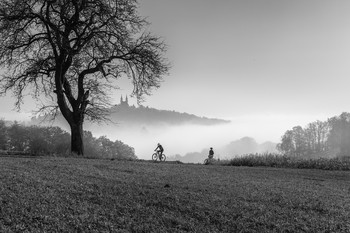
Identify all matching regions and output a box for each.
[224,153,350,171]
[0,157,349,232]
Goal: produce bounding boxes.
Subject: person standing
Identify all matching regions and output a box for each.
[209,147,214,159]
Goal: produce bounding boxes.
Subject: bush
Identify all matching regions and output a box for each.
[224,153,350,171]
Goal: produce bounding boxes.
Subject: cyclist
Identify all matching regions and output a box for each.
[204,147,215,165]
[209,147,214,159]
[154,143,164,160]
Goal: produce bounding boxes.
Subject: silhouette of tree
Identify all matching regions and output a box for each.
[277,113,350,157]
[277,126,309,156]
[277,130,295,155]
[0,0,169,155]
[304,120,329,153]
[26,125,71,155]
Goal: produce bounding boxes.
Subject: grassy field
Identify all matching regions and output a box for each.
[0,157,349,232]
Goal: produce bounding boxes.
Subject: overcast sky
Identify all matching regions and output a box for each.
[1,0,350,143]
[135,0,350,120]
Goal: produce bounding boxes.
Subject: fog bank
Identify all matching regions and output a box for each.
[87,114,316,159]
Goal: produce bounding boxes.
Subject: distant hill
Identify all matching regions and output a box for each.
[109,103,230,126]
[169,137,278,163]
[31,97,230,127]
[220,137,278,156]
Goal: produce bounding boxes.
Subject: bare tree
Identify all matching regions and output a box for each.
[0,0,169,155]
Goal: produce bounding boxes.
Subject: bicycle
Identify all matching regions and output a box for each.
[152,151,166,162]
[204,156,214,165]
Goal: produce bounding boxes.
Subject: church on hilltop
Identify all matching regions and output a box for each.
[119,95,129,107]
[115,95,139,109]
[109,95,230,125]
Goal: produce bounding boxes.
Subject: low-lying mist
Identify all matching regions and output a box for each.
[29,112,321,161]
[86,116,286,161]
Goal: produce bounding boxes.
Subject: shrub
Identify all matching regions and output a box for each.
[225,153,350,170]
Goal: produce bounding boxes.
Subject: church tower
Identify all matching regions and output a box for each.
[120,95,129,106]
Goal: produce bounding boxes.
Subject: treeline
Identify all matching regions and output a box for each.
[277,112,350,157]
[0,120,136,159]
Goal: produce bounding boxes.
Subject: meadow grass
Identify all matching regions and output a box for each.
[224,153,350,171]
[0,157,349,232]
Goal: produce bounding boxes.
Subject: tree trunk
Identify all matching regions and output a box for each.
[70,121,84,156]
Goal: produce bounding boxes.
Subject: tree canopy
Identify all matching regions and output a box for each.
[0,0,169,155]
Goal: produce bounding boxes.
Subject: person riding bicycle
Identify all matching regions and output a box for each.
[204,147,215,165]
[208,147,214,159]
[155,143,164,160]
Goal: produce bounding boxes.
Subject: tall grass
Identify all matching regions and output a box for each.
[224,153,350,170]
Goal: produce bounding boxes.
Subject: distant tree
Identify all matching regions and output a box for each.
[278,114,349,157]
[292,126,306,156]
[7,121,28,151]
[278,126,310,156]
[26,126,50,155]
[97,136,115,158]
[113,140,136,159]
[96,136,136,159]
[46,126,71,154]
[0,0,169,155]
[303,120,329,155]
[83,131,100,157]
[328,112,350,156]
[26,125,70,155]
[277,130,294,155]
[304,123,317,154]
[0,120,134,157]
[313,120,329,152]
[0,119,7,150]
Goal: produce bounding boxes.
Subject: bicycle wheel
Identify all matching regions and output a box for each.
[152,153,158,161]
[160,154,166,162]
[204,158,209,165]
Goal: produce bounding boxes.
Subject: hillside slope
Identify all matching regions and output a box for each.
[30,103,230,127]
[109,104,230,126]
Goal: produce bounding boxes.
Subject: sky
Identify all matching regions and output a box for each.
[1,0,350,153]
[136,0,350,139]
[135,0,350,119]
